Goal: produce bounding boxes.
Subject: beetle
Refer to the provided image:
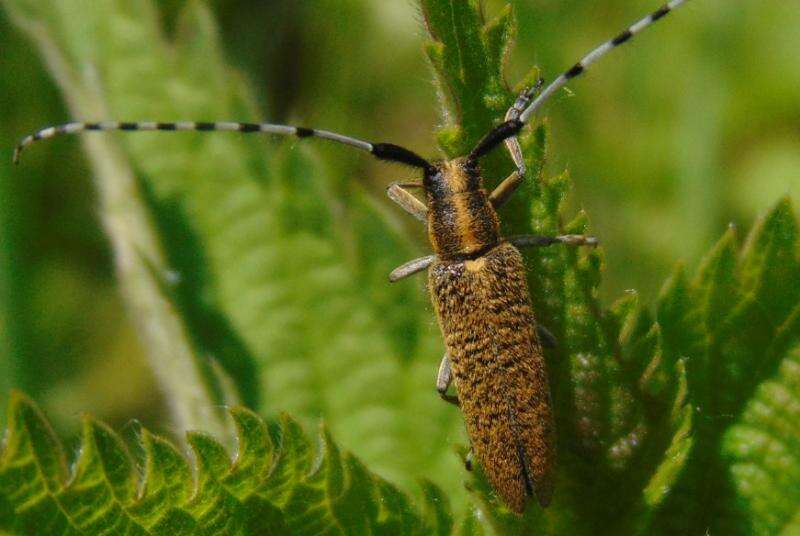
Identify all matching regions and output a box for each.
[14,0,690,513]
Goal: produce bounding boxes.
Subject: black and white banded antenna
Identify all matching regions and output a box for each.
[519,0,689,123]
[14,0,689,168]
[12,120,432,170]
[470,0,690,160]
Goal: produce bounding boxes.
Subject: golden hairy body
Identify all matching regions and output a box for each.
[426,159,501,258]
[428,242,555,511]
[423,158,555,511]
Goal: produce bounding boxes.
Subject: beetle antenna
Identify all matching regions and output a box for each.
[470,0,690,160]
[519,0,689,124]
[13,120,432,170]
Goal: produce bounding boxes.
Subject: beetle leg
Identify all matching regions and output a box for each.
[489,171,523,208]
[387,181,427,223]
[537,324,558,349]
[491,81,545,209]
[437,353,460,406]
[508,234,599,249]
[389,255,437,282]
[464,447,474,471]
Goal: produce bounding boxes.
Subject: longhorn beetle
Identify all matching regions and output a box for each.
[14,0,690,514]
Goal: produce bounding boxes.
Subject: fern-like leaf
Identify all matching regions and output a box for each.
[0,392,445,535]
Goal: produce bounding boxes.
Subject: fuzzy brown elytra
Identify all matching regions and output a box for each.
[13,0,690,513]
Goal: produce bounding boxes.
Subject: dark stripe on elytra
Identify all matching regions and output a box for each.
[565,63,585,79]
[651,5,671,21]
[612,29,633,46]
[516,440,534,496]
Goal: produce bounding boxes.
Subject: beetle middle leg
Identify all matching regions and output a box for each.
[437,353,459,406]
[509,234,599,249]
[389,255,436,282]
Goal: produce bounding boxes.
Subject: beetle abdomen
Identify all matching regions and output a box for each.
[428,242,555,512]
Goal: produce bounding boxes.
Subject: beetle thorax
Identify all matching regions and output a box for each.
[424,158,501,260]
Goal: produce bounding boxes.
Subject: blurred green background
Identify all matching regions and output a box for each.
[0,0,797,493]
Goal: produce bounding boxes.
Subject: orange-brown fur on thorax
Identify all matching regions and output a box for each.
[425,158,500,260]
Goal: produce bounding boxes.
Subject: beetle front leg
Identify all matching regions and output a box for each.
[437,353,459,406]
[489,170,524,209]
[491,81,545,209]
[387,181,427,223]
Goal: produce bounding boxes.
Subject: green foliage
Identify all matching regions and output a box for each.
[1,0,457,495]
[724,345,800,535]
[0,392,446,535]
[2,0,799,534]
[420,5,694,532]
[421,3,800,533]
[651,199,800,534]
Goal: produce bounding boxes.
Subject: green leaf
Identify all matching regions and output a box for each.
[420,0,517,158]
[723,345,800,536]
[653,198,800,534]
[638,360,693,527]
[420,479,454,536]
[2,0,235,440]
[0,392,446,535]
[0,392,70,534]
[2,0,463,500]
